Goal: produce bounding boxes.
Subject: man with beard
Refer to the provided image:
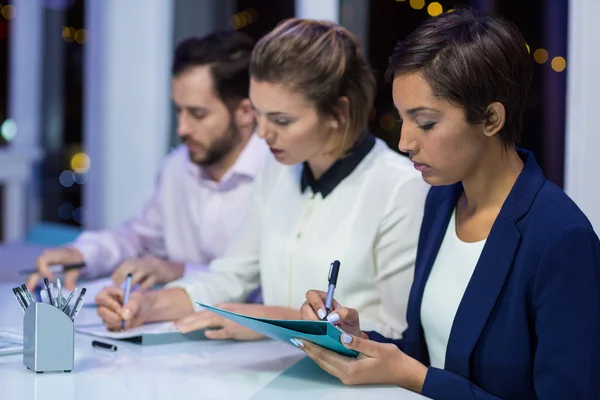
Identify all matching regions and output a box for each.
[26,31,268,292]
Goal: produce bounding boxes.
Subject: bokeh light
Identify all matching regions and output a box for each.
[59,170,74,187]
[551,56,567,72]
[70,152,91,173]
[62,26,75,42]
[1,5,15,20]
[73,207,84,224]
[409,0,425,10]
[533,48,549,64]
[74,29,87,44]
[427,2,443,17]
[58,203,75,220]
[73,172,88,185]
[0,119,17,141]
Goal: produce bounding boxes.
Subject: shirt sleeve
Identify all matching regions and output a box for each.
[72,162,169,279]
[366,175,429,338]
[165,158,279,311]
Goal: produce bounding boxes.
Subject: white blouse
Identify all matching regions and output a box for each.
[421,208,486,368]
[169,136,430,337]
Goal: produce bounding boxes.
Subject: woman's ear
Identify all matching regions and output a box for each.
[233,98,255,128]
[483,101,506,138]
[329,96,350,131]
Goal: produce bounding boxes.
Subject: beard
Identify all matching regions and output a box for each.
[182,120,242,167]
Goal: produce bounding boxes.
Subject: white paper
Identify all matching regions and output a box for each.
[0,329,23,356]
[76,321,179,339]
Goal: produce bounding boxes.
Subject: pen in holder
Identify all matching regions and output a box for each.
[15,280,87,374]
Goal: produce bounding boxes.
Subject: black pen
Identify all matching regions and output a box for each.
[91,340,117,352]
[322,260,341,320]
[19,262,86,275]
[12,288,27,313]
[43,278,55,306]
[20,284,34,306]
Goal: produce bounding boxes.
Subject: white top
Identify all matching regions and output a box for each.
[169,137,430,337]
[420,209,486,368]
[72,134,269,279]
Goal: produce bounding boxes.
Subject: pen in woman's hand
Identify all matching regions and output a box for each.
[121,273,133,331]
[323,260,341,320]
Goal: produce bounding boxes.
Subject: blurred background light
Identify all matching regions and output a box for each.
[72,207,84,224]
[427,2,443,16]
[0,119,17,141]
[551,56,567,72]
[533,48,549,64]
[59,170,74,187]
[74,28,87,44]
[1,5,15,20]
[70,152,90,173]
[409,0,425,10]
[58,202,75,220]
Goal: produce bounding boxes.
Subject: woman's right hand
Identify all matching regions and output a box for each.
[300,290,365,338]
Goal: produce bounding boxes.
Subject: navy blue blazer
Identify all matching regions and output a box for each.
[368,150,600,399]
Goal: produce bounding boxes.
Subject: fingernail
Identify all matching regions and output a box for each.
[341,334,352,344]
[290,338,299,347]
[295,339,304,348]
[122,309,131,319]
[317,309,326,320]
[326,312,339,324]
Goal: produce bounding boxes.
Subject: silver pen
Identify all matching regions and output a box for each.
[56,278,63,309]
[61,287,78,313]
[68,288,87,320]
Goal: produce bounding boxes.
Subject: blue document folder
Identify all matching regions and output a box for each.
[198,303,359,357]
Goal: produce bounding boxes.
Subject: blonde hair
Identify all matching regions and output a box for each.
[250,18,376,157]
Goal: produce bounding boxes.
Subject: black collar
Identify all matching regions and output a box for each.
[300,133,376,198]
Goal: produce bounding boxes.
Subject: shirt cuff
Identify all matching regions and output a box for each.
[70,241,103,279]
[165,273,206,312]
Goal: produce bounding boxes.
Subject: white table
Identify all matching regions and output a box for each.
[0,282,428,400]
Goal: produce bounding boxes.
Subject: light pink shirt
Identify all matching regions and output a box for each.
[72,134,269,279]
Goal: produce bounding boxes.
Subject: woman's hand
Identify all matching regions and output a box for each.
[293,332,427,392]
[300,290,365,338]
[174,303,267,341]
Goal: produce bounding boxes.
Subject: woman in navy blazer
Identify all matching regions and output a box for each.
[293,8,600,400]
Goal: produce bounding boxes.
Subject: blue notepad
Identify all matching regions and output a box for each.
[198,303,359,357]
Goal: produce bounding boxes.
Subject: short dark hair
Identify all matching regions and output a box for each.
[386,8,532,146]
[172,31,255,105]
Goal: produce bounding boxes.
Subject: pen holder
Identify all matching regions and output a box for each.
[23,302,74,373]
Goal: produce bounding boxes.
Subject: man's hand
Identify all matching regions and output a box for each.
[26,247,85,291]
[111,256,185,289]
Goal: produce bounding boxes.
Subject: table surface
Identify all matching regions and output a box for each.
[0,242,428,400]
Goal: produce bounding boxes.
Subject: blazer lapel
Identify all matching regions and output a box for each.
[443,149,546,377]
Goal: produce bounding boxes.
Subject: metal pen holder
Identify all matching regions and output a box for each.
[23,302,74,373]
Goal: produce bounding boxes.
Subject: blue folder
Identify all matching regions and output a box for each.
[198,303,359,357]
